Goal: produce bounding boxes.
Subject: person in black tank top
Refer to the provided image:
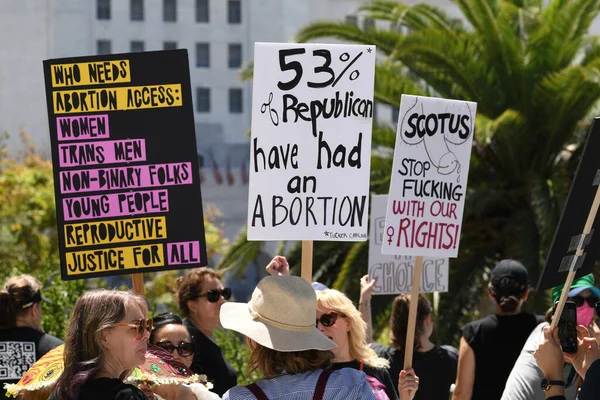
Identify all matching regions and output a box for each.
[0,274,63,399]
[453,259,544,400]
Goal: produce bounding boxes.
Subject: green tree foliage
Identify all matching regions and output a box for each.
[223,0,600,346]
[297,0,600,344]
[0,133,87,338]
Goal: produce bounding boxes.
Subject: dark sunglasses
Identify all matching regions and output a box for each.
[155,340,195,357]
[316,312,343,328]
[115,318,153,340]
[571,295,599,308]
[198,288,232,303]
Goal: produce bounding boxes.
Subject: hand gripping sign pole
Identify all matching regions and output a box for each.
[550,173,600,330]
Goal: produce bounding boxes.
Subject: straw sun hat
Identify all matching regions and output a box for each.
[220,276,337,352]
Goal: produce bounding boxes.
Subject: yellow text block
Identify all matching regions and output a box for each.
[51,60,131,87]
[65,244,164,276]
[53,84,183,114]
[64,216,166,248]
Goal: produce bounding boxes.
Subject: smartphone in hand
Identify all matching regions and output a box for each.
[557,301,578,354]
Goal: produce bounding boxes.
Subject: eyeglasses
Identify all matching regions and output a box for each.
[115,318,153,340]
[570,295,599,308]
[198,288,232,303]
[155,341,195,357]
[316,312,343,328]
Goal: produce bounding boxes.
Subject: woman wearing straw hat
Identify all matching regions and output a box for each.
[220,275,420,399]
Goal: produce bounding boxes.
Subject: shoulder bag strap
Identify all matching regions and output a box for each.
[245,383,269,400]
[313,369,334,400]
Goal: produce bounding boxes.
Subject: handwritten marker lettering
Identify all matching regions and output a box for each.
[247,43,376,241]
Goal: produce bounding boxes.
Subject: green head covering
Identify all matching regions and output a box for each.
[551,274,600,303]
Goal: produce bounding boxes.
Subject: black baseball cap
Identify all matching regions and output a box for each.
[490,259,529,287]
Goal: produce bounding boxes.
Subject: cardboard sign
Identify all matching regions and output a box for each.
[43,50,207,280]
[382,95,477,257]
[247,43,376,241]
[537,120,600,290]
[369,195,448,294]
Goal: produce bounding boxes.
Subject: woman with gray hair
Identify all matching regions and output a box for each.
[52,290,196,400]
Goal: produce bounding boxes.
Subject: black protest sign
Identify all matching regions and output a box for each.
[537,119,600,290]
[43,50,207,280]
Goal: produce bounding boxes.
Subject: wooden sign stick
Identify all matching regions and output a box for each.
[402,255,424,399]
[132,273,145,297]
[301,240,314,283]
[551,182,600,330]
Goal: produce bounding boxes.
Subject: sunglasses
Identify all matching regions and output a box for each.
[115,318,153,340]
[155,341,195,357]
[316,312,343,328]
[571,295,599,308]
[198,288,232,303]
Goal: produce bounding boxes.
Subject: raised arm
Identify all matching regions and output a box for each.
[359,274,376,343]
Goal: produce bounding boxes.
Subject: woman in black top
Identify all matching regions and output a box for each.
[0,274,63,399]
[177,267,237,396]
[368,292,458,400]
[453,259,544,400]
[52,290,195,400]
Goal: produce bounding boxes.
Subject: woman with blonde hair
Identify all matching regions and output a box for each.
[220,275,382,399]
[265,256,400,400]
[317,289,398,400]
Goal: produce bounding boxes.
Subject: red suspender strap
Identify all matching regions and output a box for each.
[313,369,334,400]
[359,361,364,371]
[245,383,269,400]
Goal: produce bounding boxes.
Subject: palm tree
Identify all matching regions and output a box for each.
[219,0,600,345]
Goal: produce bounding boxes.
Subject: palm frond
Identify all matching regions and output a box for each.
[214,229,263,276]
[296,22,402,55]
[532,65,600,173]
[333,241,368,294]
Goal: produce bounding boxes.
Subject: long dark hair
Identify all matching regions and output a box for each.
[0,275,43,330]
[390,294,432,351]
[53,290,146,400]
[489,277,527,313]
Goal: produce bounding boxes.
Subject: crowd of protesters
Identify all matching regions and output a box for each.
[2,257,600,400]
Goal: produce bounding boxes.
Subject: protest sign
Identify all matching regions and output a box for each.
[369,195,448,294]
[382,95,477,258]
[537,119,600,291]
[43,50,207,281]
[247,42,376,242]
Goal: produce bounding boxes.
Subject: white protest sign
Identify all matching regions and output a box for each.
[382,95,477,257]
[369,195,448,294]
[247,43,376,241]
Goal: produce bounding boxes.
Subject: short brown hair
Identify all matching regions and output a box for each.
[176,267,222,315]
[390,294,432,351]
[245,337,333,377]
